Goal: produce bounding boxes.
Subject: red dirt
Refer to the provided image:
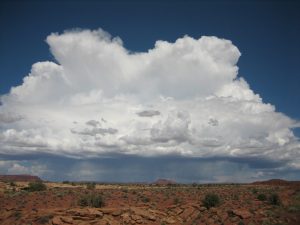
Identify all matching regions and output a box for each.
[0,181,300,225]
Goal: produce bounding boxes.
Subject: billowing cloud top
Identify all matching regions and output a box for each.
[0,29,299,169]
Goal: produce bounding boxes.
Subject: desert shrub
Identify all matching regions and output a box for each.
[288,205,300,212]
[257,193,267,201]
[9,181,16,187]
[295,191,300,200]
[202,193,220,209]
[142,196,150,203]
[78,193,104,208]
[86,182,96,190]
[24,182,47,192]
[268,193,281,205]
[62,180,70,184]
[173,197,181,205]
[251,188,258,194]
[233,193,240,200]
[13,211,22,220]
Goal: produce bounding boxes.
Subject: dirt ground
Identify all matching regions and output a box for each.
[0,181,299,225]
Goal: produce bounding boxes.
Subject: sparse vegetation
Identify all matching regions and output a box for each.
[78,193,104,208]
[173,197,181,204]
[142,196,150,203]
[1,181,299,224]
[13,211,22,220]
[238,221,245,225]
[257,193,267,201]
[251,188,258,194]
[202,193,220,209]
[233,193,240,200]
[268,193,281,205]
[288,205,300,212]
[86,182,96,190]
[24,182,47,192]
[9,181,16,187]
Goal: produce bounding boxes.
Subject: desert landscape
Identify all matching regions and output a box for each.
[0,175,299,225]
[1,1,300,225]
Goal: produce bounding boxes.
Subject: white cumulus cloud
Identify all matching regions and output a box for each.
[0,28,299,168]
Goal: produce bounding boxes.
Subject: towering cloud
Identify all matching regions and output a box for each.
[0,29,299,170]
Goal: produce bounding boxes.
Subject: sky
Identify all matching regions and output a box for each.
[0,0,299,183]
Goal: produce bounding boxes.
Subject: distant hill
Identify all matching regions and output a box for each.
[153,178,177,185]
[252,179,300,186]
[0,174,42,182]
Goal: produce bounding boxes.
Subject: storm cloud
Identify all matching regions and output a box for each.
[0,29,299,180]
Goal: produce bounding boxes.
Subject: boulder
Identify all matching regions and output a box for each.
[180,207,194,220]
[173,207,183,215]
[163,217,177,224]
[199,206,207,212]
[60,216,73,224]
[87,208,103,217]
[111,209,123,216]
[131,207,156,221]
[232,209,252,219]
[52,216,62,225]
[100,208,117,214]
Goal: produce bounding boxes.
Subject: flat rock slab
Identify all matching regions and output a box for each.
[232,209,252,219]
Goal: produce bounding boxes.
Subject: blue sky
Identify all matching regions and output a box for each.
[0,0,299,182]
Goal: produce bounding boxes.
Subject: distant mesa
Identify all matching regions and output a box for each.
[252,179,300,186]
[153,178,177,185]
[0,174,42,182]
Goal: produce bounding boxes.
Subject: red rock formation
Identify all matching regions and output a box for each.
[0,174,42,182]
[252,179,300,186]
[153,178,176,185]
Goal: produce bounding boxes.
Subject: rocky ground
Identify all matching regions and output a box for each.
[0,181,299,225]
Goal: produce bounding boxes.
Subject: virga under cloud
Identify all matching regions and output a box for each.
[0,29,299,171]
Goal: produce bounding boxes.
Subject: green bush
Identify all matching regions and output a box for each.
[142,196,150,203]
[9,181,16,187]
[78,193,104,208]
[257,193,267,201]
[268,193,281,205]
[251,188,258,194]
[202,193,220,209]
[24,182,47,192]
